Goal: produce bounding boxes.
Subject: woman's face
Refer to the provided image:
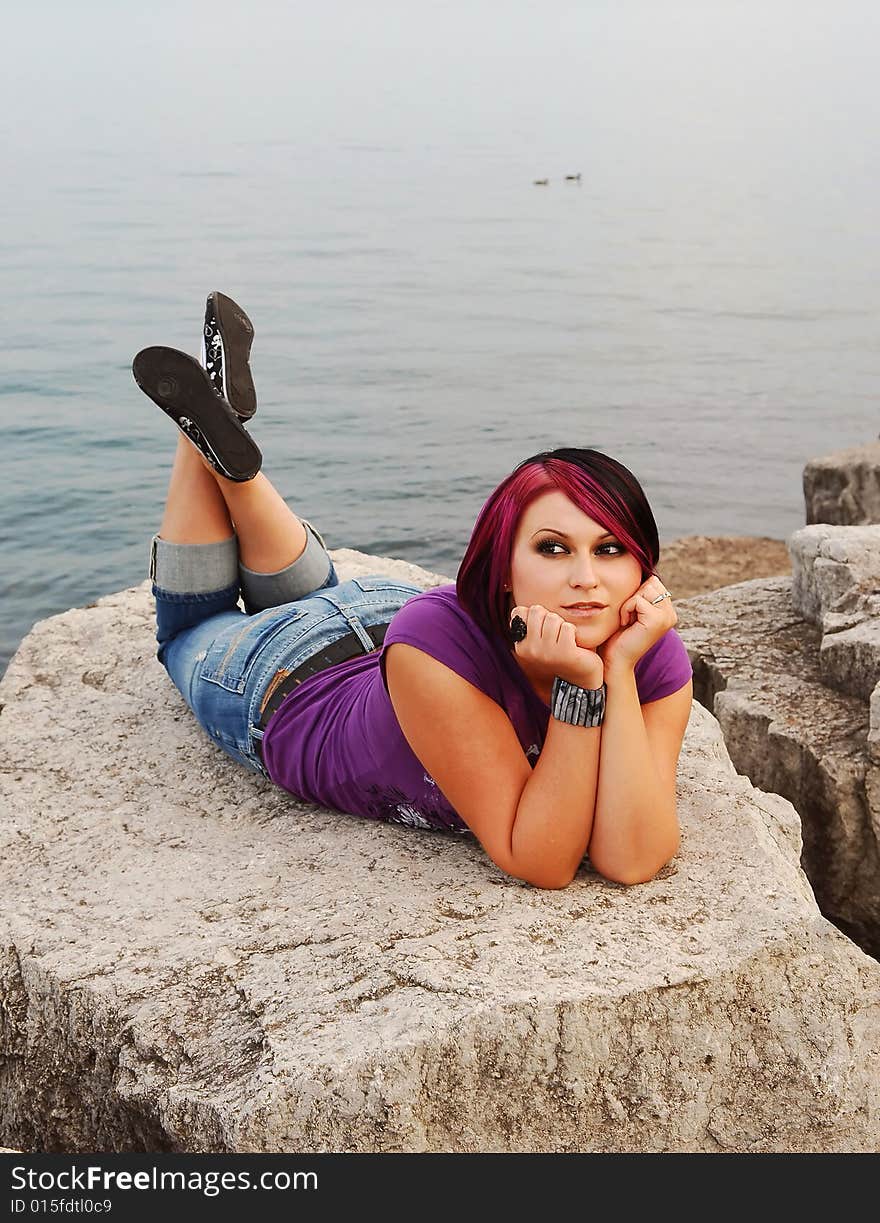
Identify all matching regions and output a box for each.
[506,490,645,644]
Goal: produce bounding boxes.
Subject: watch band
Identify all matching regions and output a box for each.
[550,676,606,726]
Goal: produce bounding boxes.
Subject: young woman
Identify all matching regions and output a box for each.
[133,293,693,892]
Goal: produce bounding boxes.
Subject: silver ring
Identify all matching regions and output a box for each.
[650,591,672,605]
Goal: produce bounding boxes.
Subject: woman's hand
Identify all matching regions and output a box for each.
[596,576,677,674]
[509,603,605,689]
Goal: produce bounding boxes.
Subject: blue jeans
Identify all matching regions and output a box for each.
[149,521,422,777]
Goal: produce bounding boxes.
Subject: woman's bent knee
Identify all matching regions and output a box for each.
[238,520,338,614]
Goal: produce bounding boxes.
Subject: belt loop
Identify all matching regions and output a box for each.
[256,620,393,731]
[149,535,158,582]
[337,608,375,652]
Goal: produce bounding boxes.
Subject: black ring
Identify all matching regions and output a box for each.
[509,615,527,643]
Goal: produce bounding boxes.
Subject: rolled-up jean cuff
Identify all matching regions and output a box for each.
[149,533,239,594]
[239,519,333,612]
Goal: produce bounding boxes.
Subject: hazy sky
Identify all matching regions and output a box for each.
[5,0,880,165]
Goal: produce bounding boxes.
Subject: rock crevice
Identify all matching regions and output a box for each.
[678,442,879,954]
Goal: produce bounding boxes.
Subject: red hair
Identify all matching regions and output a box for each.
[456,448,660,643]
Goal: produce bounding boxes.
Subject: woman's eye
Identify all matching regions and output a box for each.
[536,539,625,556]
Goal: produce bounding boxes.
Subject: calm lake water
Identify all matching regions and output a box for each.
[2,1,878,675]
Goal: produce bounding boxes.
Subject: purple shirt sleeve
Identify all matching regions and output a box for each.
[633,628,693,703]
[378,585,502,701]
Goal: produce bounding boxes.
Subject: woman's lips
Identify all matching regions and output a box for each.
[562,605,606,616]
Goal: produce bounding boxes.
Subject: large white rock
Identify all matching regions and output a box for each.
[789,524,880,632]
[677,572,880,959]
[787,523,880,760]
[803,440,880,526]
[1,551,879,1153]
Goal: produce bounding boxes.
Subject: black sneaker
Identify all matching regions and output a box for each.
[132,346,262,482]
[201,290,257,420]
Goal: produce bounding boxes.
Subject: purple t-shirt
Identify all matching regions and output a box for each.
[261,583,692,833]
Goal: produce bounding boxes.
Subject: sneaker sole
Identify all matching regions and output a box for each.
[132,347,262,482]
[209,290,257,420]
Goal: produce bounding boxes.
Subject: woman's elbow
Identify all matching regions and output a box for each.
[502,860,579,890]
[596,865,656,886]
[533,872,578,890]
[592,844,679,887]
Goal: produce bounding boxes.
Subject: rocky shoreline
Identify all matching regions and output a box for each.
[4,544,879,1153]
[0,440,876,1154]
[657,535,791,600]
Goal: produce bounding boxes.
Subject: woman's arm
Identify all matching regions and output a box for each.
[385,643,687,890]
[514,668,690,887]
[385,641,602,890]
[587,663,688,884]
[509,718,601,887]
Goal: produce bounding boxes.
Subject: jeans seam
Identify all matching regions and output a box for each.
[301,519,328,550]
[210,605,287,685]
[244,610,345,728]
[152,581,240,604]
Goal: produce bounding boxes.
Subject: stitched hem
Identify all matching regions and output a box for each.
[151,581,241,604]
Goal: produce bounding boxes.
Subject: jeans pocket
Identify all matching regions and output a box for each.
[200,605,310,694]
[349,576,423,600]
